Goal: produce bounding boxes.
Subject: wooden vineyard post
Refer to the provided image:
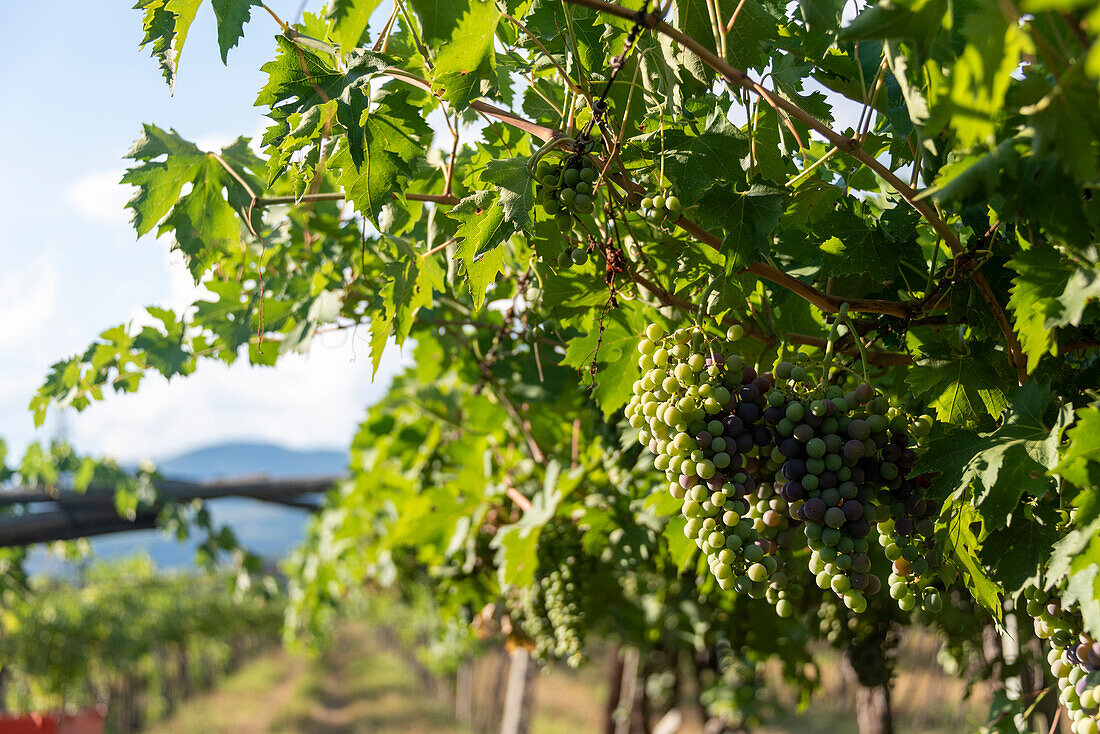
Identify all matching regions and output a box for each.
[500,647,536,734]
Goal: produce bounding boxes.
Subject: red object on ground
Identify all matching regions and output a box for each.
[0,708,104,734]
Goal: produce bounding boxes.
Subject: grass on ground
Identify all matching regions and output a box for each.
[148,622,992,734]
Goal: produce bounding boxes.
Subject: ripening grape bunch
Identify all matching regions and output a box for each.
[624,322,940,616]
[511,520,589,667]
[1028,586,1100,734]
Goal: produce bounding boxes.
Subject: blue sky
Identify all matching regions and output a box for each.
[0,2,407,463]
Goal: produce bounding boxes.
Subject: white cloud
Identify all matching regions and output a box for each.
[67,170,131,226]
[69,331,413,464]
[0,256,60,347]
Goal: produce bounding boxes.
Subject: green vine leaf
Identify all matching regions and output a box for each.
[907,341,1013,428]
[448,191,513,310]
[430,0,501,108]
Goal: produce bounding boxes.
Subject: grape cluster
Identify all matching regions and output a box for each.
[534,154,599,228]
[625,322,938,617]
[768,361,928,612]
[512,521,588,667]
[879,473,941,612]
[1028,586,1100,734]
[556,245,589,269]
[639,191,682,223]
[626,324,788,605]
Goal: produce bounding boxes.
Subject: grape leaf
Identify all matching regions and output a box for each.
[430,0,501,108]
[481,158,536,235]
[448,190,513,310]
[907,342,1013,427]
[491,469,560,587]
[256,37,392,168]
[1049,508,1100,638]
[210,0,261,62]
[981,506,1061,597]
[121,126,264,278]
[1007,243,1100,371]
[930,2,1032,148]
[329,0,383,53]
[1007,242,1071,371]
[941,500,1002,618]
[916,381,1068,532]
[409,0,472,45]
[1052,405,1100,489]
[815,206,917,281]
[695,184,785,269]
[724,0,781,71]
[134,0,203,88]
[838,0,948,58]
[561,303,646,416]
[334,89,433,226]
[648,117,749,203]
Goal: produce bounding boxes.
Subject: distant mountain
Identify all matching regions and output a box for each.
[28,442,348,575]
[158,441,347,479]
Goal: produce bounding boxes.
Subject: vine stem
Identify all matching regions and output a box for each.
[560,0,1028,381]
[821,303,849,385]
[505,487,534,513]
[629,270,914,365]
[673,218,917,317]
[254,192,459,207]
[843,312,871,384]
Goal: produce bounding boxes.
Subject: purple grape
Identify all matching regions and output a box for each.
[736,433,755,453]
[783,459,807,481]
[680,474,698,489]
[804,498,827,522]
[842,500,864,522]
[847,518,871,539]
[865,575,881,595]
[752,426,770,446]
[725,415,745,436]
[780,438,802,458]
[696,431,712,448]
[843,440,865,463]
[764,406,785,424]
[848,419,871,441]
[738,402,761,424]
[784,481,807,502]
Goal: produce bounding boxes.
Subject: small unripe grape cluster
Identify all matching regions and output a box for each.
[625,323,782,601]
[512,521,589,667]
[639,191,682,223]
[556,245,589,269]
[878,473,941,612]
[817,594,877,646]
[1028,586,1100,734]
[534,155,599,229]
